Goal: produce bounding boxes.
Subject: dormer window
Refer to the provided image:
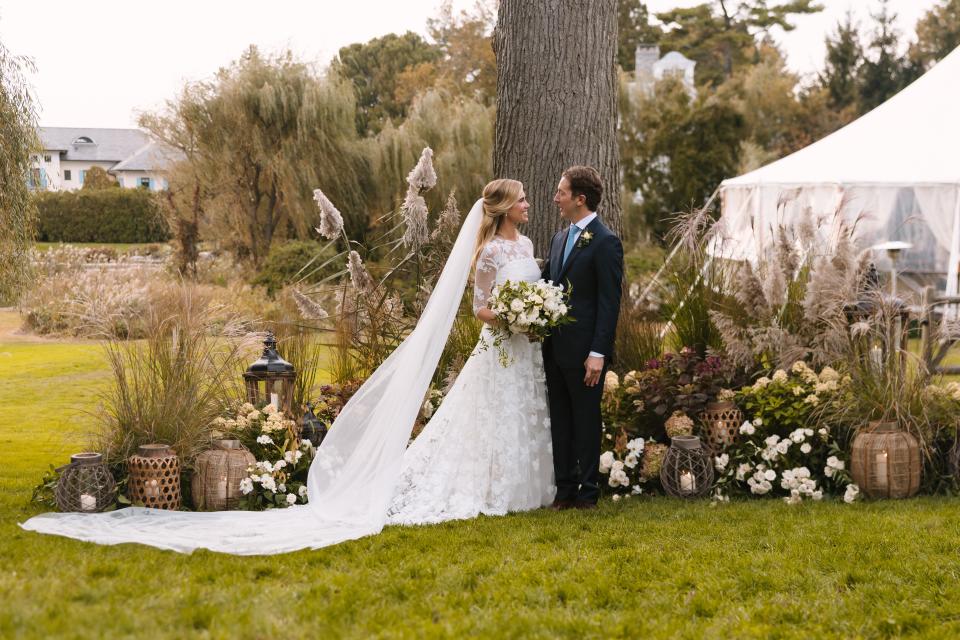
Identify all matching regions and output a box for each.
[73,136,95,144]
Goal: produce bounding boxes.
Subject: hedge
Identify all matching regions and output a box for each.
[251,240,339,295]
[34,189,170,243]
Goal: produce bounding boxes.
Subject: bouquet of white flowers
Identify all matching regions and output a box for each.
[484,279,573,365]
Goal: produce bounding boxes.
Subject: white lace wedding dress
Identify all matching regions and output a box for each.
[20,201,554,555]
[388,235,555,525]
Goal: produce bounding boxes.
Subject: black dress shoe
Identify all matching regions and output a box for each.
[549,499,575,511]
[573,500,598,510]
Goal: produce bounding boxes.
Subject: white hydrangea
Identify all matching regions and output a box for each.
[714,453,729,472]
[239,477,254,495]
[261,475,277,493]
[824,455,845,478]
[739,421,756,436]
[626,438,645,454]
[843,483,860,503]
[599,451,615,474]
[800,443,812,454]
[256,434,273,445]
[772,370,788,383]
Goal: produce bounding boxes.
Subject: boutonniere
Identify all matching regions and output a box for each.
[577,230,594,248]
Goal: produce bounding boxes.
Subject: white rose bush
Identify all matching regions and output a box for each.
[712,363,859,503]
[218,402,315,510]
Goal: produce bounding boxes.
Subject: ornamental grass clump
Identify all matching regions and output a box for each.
[297,148,479,389]
[93,288,259,474]
[815,291,958,493]
[710,217,867,371]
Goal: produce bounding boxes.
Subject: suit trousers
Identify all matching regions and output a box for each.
[544,346,604,504]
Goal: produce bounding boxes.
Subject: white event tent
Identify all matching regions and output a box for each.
[718,46,960,294]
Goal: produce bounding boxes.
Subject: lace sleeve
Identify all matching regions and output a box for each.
[473,242,499,315]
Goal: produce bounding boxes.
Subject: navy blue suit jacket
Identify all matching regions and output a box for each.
[541,216,624,369]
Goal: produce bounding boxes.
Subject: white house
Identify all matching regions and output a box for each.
[630,44,697,98]
[29,127,182,192]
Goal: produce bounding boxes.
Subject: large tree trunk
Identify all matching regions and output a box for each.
[493,0,622,257]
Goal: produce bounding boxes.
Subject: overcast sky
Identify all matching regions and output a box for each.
[0,0,942,128]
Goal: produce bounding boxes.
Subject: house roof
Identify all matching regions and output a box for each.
[111,141,184,172]
[39,127,151,162]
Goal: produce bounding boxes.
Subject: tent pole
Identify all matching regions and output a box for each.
[636,186,721,306]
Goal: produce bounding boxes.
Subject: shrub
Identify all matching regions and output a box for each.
[251,240,338,295]
[34,189,170,243]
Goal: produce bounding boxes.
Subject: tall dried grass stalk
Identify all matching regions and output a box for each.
[93,286,259,470]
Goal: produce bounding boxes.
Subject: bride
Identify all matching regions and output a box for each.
[21,179,555,555]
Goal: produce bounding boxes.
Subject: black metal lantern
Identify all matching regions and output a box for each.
[243,332,296,417]
[301,402,328,447]
[659,436,714,498]
[54,452,117,512]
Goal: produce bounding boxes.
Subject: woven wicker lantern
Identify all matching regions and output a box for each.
[850,421,921,498]
[191,440,256,511]
[660,435,714,498]
[128,444,181,509]
[54,452,116,513]
[244,333,296,416]
[699,401,742,456]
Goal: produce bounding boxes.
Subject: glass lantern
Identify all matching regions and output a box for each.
[243,332,297,417]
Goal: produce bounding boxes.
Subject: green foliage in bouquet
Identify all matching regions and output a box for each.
[482,279,573,367]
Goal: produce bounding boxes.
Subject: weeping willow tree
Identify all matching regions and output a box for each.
[149,46,372,266]
[366,89,494,215]
[0,39,39,302]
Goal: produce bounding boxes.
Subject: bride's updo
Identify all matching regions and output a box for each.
[472,178,523,272]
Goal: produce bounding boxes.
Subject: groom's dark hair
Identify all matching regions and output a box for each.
[562,166,603,211]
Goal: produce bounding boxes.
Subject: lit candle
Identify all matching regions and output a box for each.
[270,393,280,410]
[146,478,160,499]
[80,494,96,512]
[217,474,228,499]
[875,451,888,491]
[680,470,695,493]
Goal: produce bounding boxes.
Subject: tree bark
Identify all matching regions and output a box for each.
[493,0,622,258]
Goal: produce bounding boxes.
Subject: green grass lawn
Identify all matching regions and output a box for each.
[33,241,166,255]
[4,324,960,638]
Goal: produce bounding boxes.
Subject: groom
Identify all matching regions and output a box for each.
[542,166,624,510]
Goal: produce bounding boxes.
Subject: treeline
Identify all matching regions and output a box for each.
[147,0,960,274]
[618,0,960,240]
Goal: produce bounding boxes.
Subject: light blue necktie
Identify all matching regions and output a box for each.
[562,224,579,267]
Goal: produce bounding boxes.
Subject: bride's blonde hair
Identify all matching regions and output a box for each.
[471,178,524,272]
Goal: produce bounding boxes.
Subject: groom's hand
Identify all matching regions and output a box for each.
[583,355,604,387]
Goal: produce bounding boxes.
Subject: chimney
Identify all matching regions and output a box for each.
[634,43,660,85]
